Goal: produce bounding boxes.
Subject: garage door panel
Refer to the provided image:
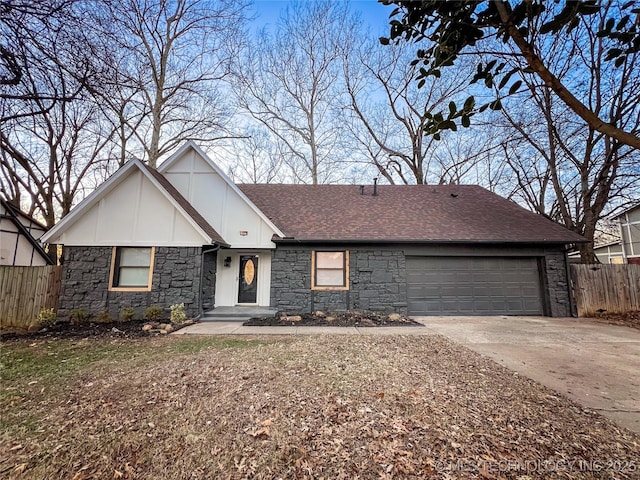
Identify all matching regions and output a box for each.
[407,256,543,316]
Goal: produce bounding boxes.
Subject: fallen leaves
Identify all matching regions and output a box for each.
[2,335,639,479]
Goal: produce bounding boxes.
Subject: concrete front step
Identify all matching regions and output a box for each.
[202,306,277,322]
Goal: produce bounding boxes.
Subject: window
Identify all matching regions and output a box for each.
[109,247,155,291]
[312,251,349,290]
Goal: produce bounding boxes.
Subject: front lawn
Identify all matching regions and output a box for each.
[1,334,638,479]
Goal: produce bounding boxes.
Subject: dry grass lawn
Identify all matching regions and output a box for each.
[1,334,639,479]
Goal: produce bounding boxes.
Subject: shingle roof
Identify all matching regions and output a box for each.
[143,164,228,246]
[238,184,586,244]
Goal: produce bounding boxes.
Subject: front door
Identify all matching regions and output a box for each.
[238,255,258,303]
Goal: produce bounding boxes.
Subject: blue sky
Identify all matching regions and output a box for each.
[250,0,394,35]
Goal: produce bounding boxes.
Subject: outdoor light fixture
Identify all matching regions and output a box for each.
[224,256,232,267]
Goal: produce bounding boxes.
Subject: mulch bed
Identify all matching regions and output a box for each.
[0,320,195,342]
[244,310,422,327]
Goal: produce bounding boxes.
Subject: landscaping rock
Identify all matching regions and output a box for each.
[142,324,153,332]
[244,310,421,327]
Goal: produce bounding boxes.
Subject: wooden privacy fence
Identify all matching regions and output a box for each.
[571,264,640,317]
[0,265,62,329]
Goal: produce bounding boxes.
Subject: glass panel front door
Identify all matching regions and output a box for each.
[238,255,258,303]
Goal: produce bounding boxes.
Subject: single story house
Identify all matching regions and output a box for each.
[1,199,52,266]
[42,142,585,319]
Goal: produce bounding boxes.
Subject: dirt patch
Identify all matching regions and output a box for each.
[244,310,422,327]
[593,311,640,330]
[0,320,195,342]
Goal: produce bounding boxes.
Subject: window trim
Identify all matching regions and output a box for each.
[108,246,155,292]
[311,250,349,291]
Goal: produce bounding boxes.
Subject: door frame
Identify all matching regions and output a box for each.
[214,249,272,307]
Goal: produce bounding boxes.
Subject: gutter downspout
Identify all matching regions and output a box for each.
[198,244,222,320]
[564,245,577,317]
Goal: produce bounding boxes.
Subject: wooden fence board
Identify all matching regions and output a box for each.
[571,264,640,316]
[0,265,62,329]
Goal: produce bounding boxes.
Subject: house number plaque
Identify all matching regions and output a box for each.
[244,259,255,285]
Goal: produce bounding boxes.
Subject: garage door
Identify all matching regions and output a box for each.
[406,256,543,315]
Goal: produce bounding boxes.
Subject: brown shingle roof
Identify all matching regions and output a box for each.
[238,184,586,244]
[143,164,228,246]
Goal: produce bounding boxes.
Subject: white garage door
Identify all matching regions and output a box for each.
[406,256,544,315]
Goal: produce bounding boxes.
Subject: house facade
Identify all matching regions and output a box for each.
[616,204,640,264]
[568,204,640,265]
[42,142,585,320]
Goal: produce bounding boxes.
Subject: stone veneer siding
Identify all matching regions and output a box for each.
[270,245,573,317]
[270,247,407,314]
[58,246,207,320]
[201,250,217,311]
[542,249,572,317]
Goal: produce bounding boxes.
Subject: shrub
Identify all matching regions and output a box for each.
[120,307,136,322]
[170,303,186,324]
[69,309,89,325]
[37,308,57,328]
[144,306,164,321]
[94,311,114,323]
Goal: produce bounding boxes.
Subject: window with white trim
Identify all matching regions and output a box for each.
[109,247,155,291]
[312,251,349,290]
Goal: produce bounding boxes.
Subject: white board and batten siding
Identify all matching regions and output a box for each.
[159,145,281,250]
[48,168,210,247]
[158,144,281,307]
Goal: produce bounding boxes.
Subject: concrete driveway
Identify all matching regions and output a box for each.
[415,316,640,434]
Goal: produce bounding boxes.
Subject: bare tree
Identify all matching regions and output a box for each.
[342,37,484,184]
[0,57,116,227]
[97,0,250,167]
[497,5,640,262]
[1,0,116,234]
[232,0,357,184]
[1,0,100,123]
[223,126,287,184]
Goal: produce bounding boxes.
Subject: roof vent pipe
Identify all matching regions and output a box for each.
[359,185,365,195]
[373,177,378,196]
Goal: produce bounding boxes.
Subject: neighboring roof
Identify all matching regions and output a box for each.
[0,199,53,264]
[1,199,48,231]
[238,184,587,244]
[141,163,228,245]
[612,202,640,219]
[42,158,228,246]
[593,240,623,249]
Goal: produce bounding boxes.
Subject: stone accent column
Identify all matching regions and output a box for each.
[543,249,572,317]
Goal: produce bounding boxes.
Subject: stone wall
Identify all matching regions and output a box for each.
[59,246,206,320]
[270,247,407,314]
[270,245,572,317]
